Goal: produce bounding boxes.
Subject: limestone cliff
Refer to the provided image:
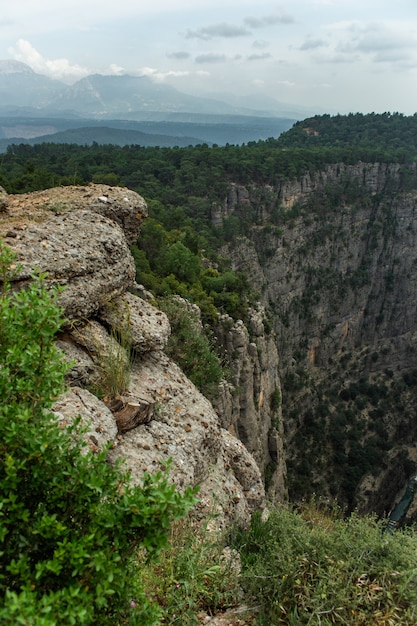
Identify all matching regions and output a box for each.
[212,310,286,499]
[215,162,417,520]
[0,184,265,527]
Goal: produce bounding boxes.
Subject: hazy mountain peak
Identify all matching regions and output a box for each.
[0,61,304,126]
[0,60,35,75]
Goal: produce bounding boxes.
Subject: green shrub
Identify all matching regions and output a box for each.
[0,242,196,625]
[139,517,242,625]
[270,388,281,411]
[230,501,417,625]
[159,296,224,401]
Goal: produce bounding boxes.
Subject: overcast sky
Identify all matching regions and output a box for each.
[1,0,416,115]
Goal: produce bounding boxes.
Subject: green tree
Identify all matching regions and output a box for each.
[0,243,196,625]
[161,242,201,284]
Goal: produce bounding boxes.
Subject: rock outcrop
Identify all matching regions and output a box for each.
[0,184,265,527]
[213,309,286,499]
[1,184,144,318]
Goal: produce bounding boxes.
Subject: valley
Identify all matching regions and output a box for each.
[1,112,417,523]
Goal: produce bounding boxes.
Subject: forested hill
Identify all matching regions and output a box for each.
[277,112,417,153]
[1,113,417,199]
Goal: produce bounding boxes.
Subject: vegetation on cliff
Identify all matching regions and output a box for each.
[230,501,417,625]
[0,243,196,625]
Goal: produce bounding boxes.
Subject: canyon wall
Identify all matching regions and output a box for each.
[215,162,417,520]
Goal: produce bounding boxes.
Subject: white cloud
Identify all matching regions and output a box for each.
[8,39,89,82]
[104,64,126,75]
[304,19,417,70]
[252,40,270,49]
[244,11,294,28]
[299,38,328,51]
[247,52,272,61]
[136,66,192,81]
[195,53,228,64]
[277,80,296,87]
[167,51,191,60]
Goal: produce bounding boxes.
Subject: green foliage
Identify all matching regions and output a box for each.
[139,517,241,625]
[270,387,281,411]
[159,296,224,401]
[131,216,253,323]
[0,242,196,625]
[161,242,201,284]
[230,502,417,625]
[277,112,417,159]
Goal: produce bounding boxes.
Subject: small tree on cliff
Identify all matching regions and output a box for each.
[0,242,196,625]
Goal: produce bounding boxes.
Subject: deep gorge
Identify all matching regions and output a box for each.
[217,162,417,520]
[2,114,417,526]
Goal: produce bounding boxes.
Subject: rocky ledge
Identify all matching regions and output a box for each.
[0,184,265,527]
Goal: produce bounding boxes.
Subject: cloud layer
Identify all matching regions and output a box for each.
[1,1,416,114]
[8,39,89,82]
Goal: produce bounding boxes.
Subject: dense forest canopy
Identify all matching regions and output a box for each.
[0,112,416,327]
[276,111,417,152]
[1,113,417,199]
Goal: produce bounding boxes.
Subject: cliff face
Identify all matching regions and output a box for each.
[0,184,266,528]
[213,310,286,498]
[215,162,417,519]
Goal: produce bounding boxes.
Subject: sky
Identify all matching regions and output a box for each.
[1,0,417,115]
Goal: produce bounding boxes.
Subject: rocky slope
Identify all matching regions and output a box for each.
[215,162,417,520]
[0,183,268,528]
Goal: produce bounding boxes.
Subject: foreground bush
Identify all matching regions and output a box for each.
[230,502,417,625]
[0,243,196,625]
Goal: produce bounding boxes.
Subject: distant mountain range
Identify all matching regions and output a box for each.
[0,60,302,148]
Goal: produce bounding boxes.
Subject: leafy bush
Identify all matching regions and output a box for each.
[270,388,281,411]
[230,501,417,625]
[0,243,196,625]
